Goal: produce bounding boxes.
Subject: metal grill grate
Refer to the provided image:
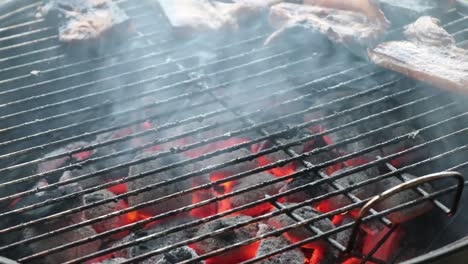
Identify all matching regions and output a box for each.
[0,1,467,264]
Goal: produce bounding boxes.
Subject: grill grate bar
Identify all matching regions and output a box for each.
[2,99,463,254]
[0,19,44,34]
[0,2,149,54]
[0,34,267,119]
[382,159,451,214]
[70,144,468,264]
[0,5,466,263]
[0,22,165,81]
[0,28,164,81]
[0,54,329,165]
[0,77,410,203]
[0,26,54,43]
[209,85,394,227]
[240,180,467,264]
[0,1,41,24]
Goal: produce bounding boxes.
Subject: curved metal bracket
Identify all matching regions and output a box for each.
[345,171,465,253]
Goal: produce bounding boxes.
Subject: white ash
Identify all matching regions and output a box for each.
[256,223,305,264]
[127,152,195,216]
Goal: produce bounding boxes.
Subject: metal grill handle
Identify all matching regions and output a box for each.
[345,171,465,253]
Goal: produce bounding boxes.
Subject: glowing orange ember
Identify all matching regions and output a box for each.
[72,150,94,161]
[190,189,218,218]
[307,246,326,264]
[341,257,363,264]
[210,171,238,215]
[106,181,128,195]
[256,156,296,178]
[362,226,404,262]
[314,199,336,213]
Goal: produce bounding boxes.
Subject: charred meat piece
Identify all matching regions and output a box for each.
[41,0,131,50]
[303,0,389,25]
[265,2,389,55]
[154,0,282,36]
[369,17,468,95]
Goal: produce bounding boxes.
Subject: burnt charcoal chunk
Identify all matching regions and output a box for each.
[229,171,283,216]
[127,152,194,216]
[113,216,196,260]
[83,189,127,236]
[256,223,305,264]
[41,0,131,51]
[23,214,101,264]
[156,247,204,264]
[369,16,468,95]
[268,204,337,251]
[330,167,382,208]
[265,2,389,56]
[11,179,83,221]
[279,173,339,209]
[203,148,258,176]
[192,216,259,263]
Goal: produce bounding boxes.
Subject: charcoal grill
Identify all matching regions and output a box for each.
[0,1,467,264]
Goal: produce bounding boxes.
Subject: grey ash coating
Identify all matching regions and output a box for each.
[126,152,195,216]
[192,215,259,254]
[113,216,197,261]
[256,223,305,264]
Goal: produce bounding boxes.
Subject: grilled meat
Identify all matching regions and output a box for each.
[303,0,389,25]
[404,16,455,46]
[41,0,131,50]
[154,0,283,36]
[369,16,468,94]
[265,2,389,56]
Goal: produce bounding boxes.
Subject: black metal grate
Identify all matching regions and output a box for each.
[0,1,467,264]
